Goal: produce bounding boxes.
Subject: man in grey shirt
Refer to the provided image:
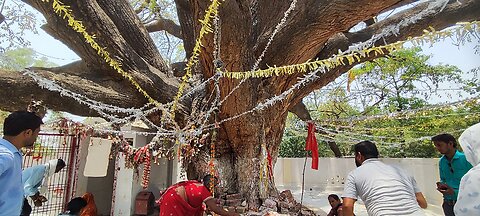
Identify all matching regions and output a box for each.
[342,141,428,216]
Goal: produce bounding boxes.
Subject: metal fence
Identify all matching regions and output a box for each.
[22,133,80,216]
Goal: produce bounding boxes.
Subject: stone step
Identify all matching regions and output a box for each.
[225,198,242,206]
[225,193,243,200]
[235,206,247,213]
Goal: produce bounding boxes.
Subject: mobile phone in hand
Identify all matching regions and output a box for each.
[436,182,448,190]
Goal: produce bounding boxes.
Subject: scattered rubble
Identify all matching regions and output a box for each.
[215,190,316,216]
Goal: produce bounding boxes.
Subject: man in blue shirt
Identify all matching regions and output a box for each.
[432,133,473,216]
[0,111,43,216]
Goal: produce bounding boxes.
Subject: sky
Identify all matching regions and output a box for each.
[25,28,479,71]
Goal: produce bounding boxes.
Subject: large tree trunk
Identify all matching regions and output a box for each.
[219,108,288,208]
[1,0,479,210]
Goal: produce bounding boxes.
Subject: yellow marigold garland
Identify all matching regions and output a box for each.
[170,0,223,119]
[222,21,479,79]
[41,0,164,108]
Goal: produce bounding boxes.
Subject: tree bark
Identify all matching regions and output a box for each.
[145,17,183,39]
[0,67,146,116]
[1,0,478,209]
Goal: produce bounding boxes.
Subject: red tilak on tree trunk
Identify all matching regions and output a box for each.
[305,122,319,170]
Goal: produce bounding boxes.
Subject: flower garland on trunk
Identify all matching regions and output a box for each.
[209,117,220,196]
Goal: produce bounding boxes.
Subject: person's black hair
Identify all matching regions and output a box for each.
[66,197,87,214]
[431,133,457,148]
[56,159,66,171]
[353,141,379,159]
[328,194,340,201]
[202,174,218,189]
[3,111,43,136]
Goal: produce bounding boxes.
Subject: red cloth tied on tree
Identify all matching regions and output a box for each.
[305,121,319,170]
[267,150,273,179]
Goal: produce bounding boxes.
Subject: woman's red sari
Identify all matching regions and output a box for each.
[158,180,213,216]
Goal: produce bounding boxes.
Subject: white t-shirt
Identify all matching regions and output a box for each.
[455,123,480,215]
[342,158,425,216]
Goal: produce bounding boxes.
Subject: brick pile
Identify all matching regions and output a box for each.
[216,193,247,214]
[212,190,316,216]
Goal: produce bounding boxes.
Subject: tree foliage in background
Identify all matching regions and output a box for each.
[0,47,58,127]
[279,113,335,158]
[280,47,480,158]
[0,47,57,70]
[0,2,38,51]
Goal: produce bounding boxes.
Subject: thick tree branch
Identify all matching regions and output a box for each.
[258,0,407,114]
[170,61,187,77]
[22,0,179,105]
[146,17,183,39]
[254,0,402,66]
[96,0,168,71]
[0,68,147,116]
[288,101,311,121]
[381,0,420,13]
[174,0,195,58]
[289,0,480,106]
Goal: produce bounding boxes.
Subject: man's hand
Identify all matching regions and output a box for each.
[30,192,47,206]
[33,199,43,207]
[205,198,239,216]
[440,186,455,195]
[38,195,48,202]
[436,182,454,195]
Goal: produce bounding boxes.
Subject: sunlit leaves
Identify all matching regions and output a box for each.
[281,47,479,158]
[0,2,39,51]
[0,47,57,70]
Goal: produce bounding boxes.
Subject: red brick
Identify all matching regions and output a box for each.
[225,193,243,200]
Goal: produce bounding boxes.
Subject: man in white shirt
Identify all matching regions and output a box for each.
[342,141,428,216]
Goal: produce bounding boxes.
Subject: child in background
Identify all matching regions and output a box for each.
[58,197,87,216]
[327,194,344,216]
[80,192,97,216]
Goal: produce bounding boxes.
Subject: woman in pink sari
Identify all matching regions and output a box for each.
[157,175,238,216]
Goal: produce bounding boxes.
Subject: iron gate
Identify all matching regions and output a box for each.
[22,133,80,216]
